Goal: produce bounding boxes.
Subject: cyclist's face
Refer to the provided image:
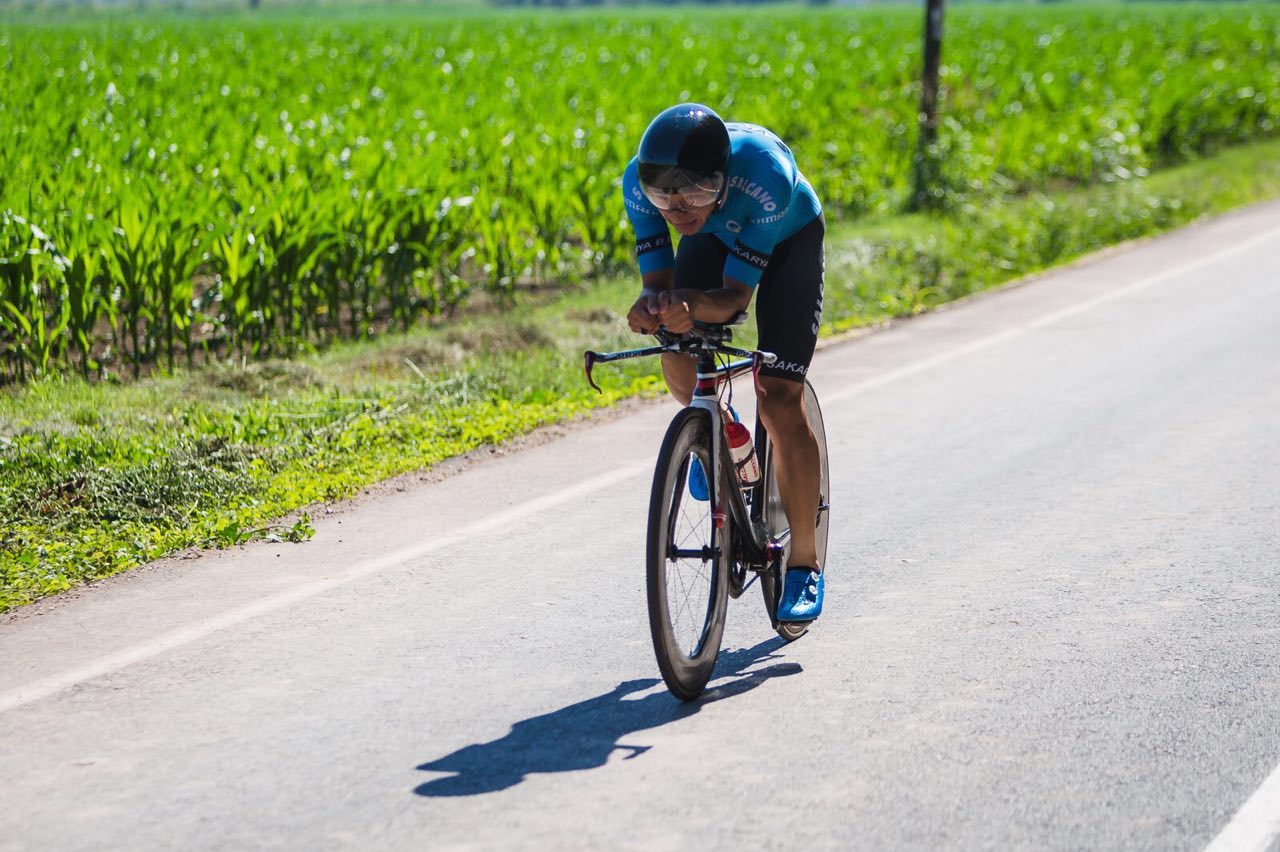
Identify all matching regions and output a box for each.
[661,200,715,235]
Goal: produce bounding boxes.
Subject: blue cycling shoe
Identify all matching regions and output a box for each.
[777,568,824,622]
[687,406,740,502]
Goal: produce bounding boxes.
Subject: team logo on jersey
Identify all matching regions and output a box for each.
[729,175,779,213]
[625,194,656,215]
[730,241,770,271]
[725,220,743,234]
[635,233,672,256]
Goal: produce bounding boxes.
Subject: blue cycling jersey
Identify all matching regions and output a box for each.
[622,122,823,288]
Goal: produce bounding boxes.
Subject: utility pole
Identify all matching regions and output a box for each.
[910,0,946,211]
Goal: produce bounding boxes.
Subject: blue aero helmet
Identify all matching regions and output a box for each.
[636,103,731,211]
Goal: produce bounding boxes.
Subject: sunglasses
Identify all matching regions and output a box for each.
[639,172,724,211]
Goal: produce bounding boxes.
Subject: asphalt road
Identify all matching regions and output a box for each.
[3,201,1280,851]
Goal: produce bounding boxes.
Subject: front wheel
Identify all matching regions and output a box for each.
[646,407,731,701]
[758,380,830,642]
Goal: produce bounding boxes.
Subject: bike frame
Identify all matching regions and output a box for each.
[584,326,788,580]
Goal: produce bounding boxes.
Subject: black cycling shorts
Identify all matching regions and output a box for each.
[674,215,824,383]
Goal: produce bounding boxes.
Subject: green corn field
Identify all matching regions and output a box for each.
[2,4,1278,383]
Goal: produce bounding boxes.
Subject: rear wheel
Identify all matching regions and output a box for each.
[758,380,830,641]
[646,408,731,701]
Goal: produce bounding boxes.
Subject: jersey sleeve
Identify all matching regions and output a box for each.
[722,152,797,288]
[622,158,674,275]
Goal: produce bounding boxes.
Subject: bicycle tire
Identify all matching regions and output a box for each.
[758,380,830,641]
[646,407,731,701]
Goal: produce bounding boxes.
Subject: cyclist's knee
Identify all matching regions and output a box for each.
[758,378,806,430]
[661,352,696,405]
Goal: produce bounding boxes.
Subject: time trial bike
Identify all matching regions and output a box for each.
[585,314,830,701]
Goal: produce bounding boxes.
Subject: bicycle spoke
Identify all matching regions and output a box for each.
[663,449,716,656]
[669,557,706,652]
[676,574,700,652]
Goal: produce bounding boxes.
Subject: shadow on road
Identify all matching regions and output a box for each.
[413,637,801,797]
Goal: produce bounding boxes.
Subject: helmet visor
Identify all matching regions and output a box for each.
[638,167,724,211]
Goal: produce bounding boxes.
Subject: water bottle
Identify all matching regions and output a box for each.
[726,421,761,485]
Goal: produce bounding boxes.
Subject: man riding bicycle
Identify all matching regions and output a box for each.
[622,103,826,623]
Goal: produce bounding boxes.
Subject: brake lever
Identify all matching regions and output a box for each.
[584,350,603,393]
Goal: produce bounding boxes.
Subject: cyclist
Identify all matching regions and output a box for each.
[622,103,826,623]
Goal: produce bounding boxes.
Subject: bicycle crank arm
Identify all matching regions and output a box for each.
[766,529,791,564]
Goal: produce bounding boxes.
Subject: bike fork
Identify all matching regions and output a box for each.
[691,352,726,529]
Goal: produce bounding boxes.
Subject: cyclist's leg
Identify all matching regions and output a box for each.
[758,377,821,567]
[754,216,825,571]
[661,352,696,405]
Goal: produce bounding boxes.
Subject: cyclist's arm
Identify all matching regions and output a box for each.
[631,274,751,333]
[640,268,675,294]
[672,278,753,324]
[719,149,796,292]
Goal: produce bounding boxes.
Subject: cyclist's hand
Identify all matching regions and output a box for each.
[656,290,693,334]
[626,293,662,335]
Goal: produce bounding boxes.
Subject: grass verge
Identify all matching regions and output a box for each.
[4,136,1280,611]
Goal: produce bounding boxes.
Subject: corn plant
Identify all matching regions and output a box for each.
[0,6,1277,382]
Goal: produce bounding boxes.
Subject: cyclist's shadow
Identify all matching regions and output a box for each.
[413,636,801,797]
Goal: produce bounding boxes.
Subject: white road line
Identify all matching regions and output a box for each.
[0,461,651,714]
[1204,762,1280,852]
[4,222,1279,716]
[822,225,1280,405]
